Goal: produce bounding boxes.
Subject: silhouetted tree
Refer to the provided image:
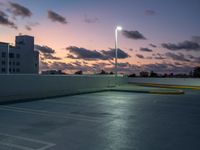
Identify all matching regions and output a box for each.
[128,73,136,77]
[169,73,174,77]
[163,73,168,78]
[99,70,107,75]
[189,71,193,77]
[193,67,200,77]
[150,71,158,77]
[140,71,149,77]
[74,70,83,75]
[109,71,114,75]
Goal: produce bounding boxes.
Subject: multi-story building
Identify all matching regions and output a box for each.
[0,35,39,74]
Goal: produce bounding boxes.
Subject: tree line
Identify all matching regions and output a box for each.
[128,67,200,78]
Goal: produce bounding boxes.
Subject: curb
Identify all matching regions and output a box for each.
[0,87,184,105]
[108,89,184,95]
[130,82,200,90]
[148,90,184,95]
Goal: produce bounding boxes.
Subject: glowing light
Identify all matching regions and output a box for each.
[116,26,122,31]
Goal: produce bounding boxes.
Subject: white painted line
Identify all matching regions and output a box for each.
[0,142,34,150]
[0,133,56,150]
[45,100,86,106]
[37,143,56,150]
[0,106,102,123]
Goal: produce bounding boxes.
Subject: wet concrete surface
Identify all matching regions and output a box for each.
[0,90,200,150]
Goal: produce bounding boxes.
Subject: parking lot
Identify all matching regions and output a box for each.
[0,90,200,150]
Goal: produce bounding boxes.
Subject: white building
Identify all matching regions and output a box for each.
[0,35,39,74]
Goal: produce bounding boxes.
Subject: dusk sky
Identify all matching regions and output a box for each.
[0,0,200,74]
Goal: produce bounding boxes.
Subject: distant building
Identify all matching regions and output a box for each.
[0,35,39,74]
[41,70,66,75]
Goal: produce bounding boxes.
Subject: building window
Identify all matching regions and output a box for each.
[1,61,6,65]
[2,52,6,58]
[1,68,6,72]
[9,53,14,58]
[13,68,15,72]
[9,68,11,73]
[9,61,11,65]
[13,62,15,65]
[16,53,20,58]
[16,68,20,73]
[17,40,24,45]
[16,62,20,66]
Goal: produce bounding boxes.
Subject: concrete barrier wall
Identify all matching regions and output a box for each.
[0,74,126,103]
[128,77,200,86]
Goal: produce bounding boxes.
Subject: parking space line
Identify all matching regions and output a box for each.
[44,100,86,106]
[0,142,33,150]
[0,106,103,123]
[0,133,56,150]
[37,144,56,150]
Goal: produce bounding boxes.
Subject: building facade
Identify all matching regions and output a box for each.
[0,35,39,74]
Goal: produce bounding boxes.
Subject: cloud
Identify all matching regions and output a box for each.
[152,53,166,60]
[34,45,61,60]
[72,61,82,66]
[146,56,152,59]
[43,53,61,60]
[48,10,67,24]
[84,14,99,23]
[122,30,146,40]
[46,62,93,73]
[49,62,74,70]
[0,2,5,7]
[135,54,145,59]
[25,25,31,31]
[0,10,17,29]
[129,48,134,51]
[102,48,129,59]
[165,52,190,62]
[92,62,111,72]
[40,61,194,75]
[91,62,140,74]
[140,47,153,52]
[187,55,200,63]
[25,22,39,31]
[192,36,200,44]
[66,46,129,60]
[149,43,157,48]
[143,63,168,71]
[39,61,50,70]
[117,62,130,68]
[145,10,157,16]
[8,2,32,18]
[67,46,105,60]
[174,62,182,66]
[34,45,55,53]
[142,63,193,74]
[188,54,195,59]
[162,41,200,51]
[193,57,200,63]
[66,54,77,59]
[102,62,193,74]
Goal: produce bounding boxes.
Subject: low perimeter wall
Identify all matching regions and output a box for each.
[128,77,200,87]
[0,74,126,103]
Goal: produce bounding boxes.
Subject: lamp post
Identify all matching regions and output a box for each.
[114,26,122,82]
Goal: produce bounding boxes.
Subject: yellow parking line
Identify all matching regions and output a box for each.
[134,83,200,90]
[149,90,184,95]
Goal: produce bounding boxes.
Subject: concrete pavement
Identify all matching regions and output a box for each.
[0,89,200,149]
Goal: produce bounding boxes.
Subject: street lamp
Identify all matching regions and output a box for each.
[114,26,122,81]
